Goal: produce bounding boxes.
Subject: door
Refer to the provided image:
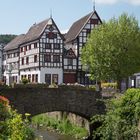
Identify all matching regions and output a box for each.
[45,74,51,85]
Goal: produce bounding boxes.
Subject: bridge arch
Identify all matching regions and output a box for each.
[0,87,105,120]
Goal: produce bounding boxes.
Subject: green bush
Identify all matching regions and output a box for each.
[0,96,34,140]
[21,78,29,85]
[91,88,140,140]
[88,85,96,91]
[101,82,117,89]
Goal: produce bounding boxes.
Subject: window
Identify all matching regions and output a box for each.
[20,47,23,52]
[32,74,35,82]
[34,43,37,48]
[21,58,24,65]
[12,76,17,83]
[7,54,12,58]
[54,44,60,49]
[21,75,24,80]
[46,32,57,39]
[29,45,31,50]
[45,43,51,49]
[44,54,51,62]
[8,54,10,58]
[26,57,29,64]
[45,74,51,85]
[67,58,73,65]
[34,55,37,62]
[24,75,27,78]
[28,75,31,82]
[35,74,38,83]
[90,19,98,24]
[24,46,27,51]
[52,74,58,84]
[49,26,54,32]
[53,55,60,62]
[3,54,6,60]
[86,29,91,35]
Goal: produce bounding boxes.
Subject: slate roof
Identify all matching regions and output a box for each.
[4,34,25,51]
[21,19,50,44]
[65,10,102,43]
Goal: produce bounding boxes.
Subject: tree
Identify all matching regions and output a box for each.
[81,13,140,90]
[0,34,16,45]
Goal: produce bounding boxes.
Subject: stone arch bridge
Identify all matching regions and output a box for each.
[0,86,105,120]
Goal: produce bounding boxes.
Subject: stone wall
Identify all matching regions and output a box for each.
[46,111,90,131]
[0,86,105,120]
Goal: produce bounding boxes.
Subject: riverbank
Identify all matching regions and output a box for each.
[31,113,88,139]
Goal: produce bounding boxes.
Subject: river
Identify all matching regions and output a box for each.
[34,128,78,140]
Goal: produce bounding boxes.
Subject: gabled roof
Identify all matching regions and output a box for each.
[64,48,76,58]
[65,10,102,43]
[4,34,25,51]
[21,18,64,44]
[21,19,50,44]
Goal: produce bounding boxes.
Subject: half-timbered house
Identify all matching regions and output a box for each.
[64,10,102,84]
[19,18,64,84]
[0,44,3,81]
[3,34,25,85]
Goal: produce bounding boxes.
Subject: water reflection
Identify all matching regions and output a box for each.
[35,128,77,140]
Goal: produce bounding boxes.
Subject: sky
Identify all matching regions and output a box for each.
[0,0,140,35]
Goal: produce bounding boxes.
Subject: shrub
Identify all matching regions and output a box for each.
[0,95,9,106]
[91,88,140,140]
[88,85,96,91]
[0,95,34,140]
[101,82,117,89]
[21,78,29,85]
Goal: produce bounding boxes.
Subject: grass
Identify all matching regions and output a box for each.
[31,114,88,139]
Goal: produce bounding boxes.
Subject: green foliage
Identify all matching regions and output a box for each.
[0,97,34,140]
[101,82,117,89]
[82,13,140,85]
[32,114,88,139]
[88,85,96,91]
[0,34,17,44]
[21,77,29,85]
[91,88,140,140]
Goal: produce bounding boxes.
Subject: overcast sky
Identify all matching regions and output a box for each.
[0,0,140,35]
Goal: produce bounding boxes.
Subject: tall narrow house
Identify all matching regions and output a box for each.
[0,44,3,81]
[64,10,102,84]
[19,18,64,84]
[3,34,25,85]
